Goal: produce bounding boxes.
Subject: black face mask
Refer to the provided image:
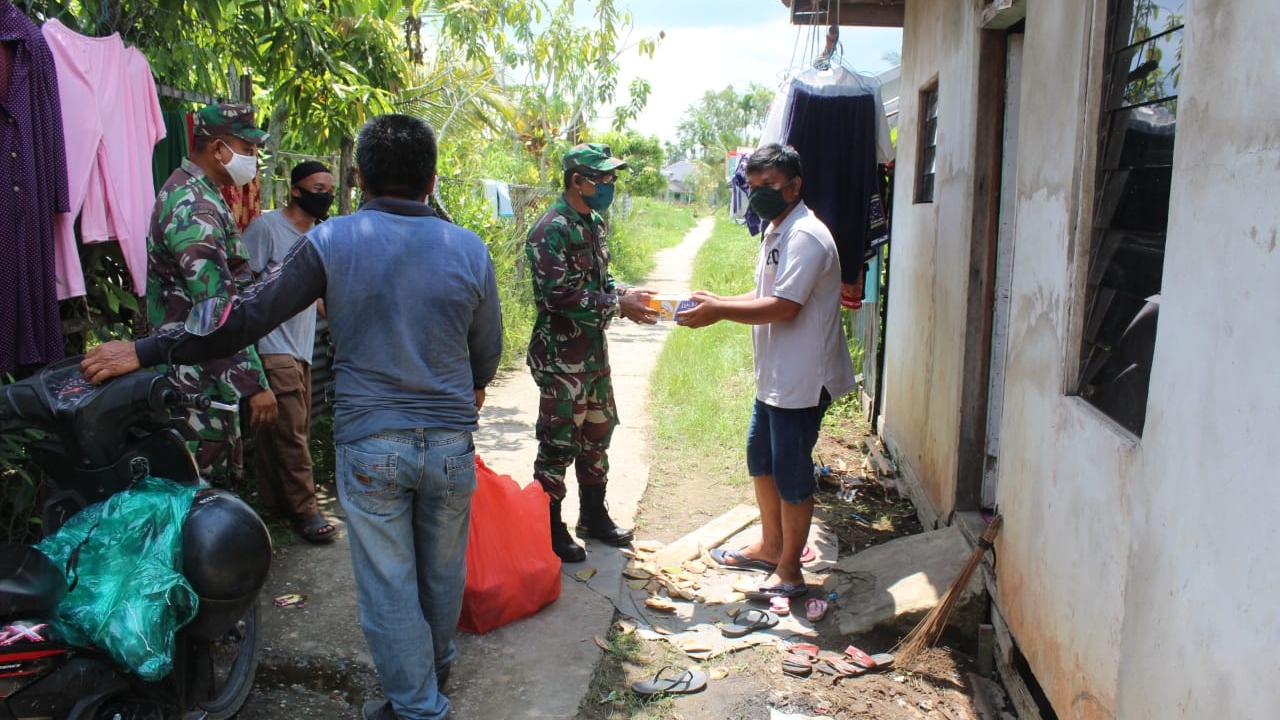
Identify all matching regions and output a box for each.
[295,188,335,219]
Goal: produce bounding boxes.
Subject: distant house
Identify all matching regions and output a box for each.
[661,159,698,204]
[787,1,1280,719]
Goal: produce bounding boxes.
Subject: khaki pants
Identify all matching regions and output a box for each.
[256,354,317,520]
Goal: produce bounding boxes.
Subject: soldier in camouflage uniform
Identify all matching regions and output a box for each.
[146,104,277,487]
[525,143,659,562]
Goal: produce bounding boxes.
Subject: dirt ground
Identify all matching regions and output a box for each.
[580,411,1013,720]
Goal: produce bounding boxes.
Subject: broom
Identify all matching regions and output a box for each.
[891,514,1003,667]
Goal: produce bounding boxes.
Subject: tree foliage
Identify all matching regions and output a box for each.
[670,83,774,164]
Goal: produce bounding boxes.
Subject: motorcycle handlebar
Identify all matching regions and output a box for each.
[158,390,237,413]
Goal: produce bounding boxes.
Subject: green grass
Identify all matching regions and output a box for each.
[608,197,700,286]
[649,215,759,485]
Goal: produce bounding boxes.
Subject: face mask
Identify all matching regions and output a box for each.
[219,142,259,186]
[583,181,615,212]
[748,181,798,222]
[294,188,335,219]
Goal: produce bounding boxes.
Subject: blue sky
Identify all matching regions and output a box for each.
[587,1,902,140]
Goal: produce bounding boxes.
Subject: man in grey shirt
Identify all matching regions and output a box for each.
[241,161,336,542]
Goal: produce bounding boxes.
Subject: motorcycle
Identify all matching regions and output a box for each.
[0,299,273,720]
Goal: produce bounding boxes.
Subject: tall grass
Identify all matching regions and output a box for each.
[649,216,759,484]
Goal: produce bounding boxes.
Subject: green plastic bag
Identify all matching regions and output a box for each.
[36,476,200,681]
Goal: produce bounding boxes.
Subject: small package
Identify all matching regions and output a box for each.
[647,295,699,322]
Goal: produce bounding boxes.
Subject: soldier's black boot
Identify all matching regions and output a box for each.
[550,499,587,563]
[575,484,634,546]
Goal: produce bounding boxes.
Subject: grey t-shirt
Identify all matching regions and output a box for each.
[753,201,856,409]
[242,210,317,363]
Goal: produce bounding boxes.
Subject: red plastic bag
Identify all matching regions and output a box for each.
[458,455,561,633]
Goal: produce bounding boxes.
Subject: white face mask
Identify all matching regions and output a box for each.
[219,142,259,186]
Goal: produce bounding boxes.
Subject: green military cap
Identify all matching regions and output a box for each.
[193,103,269,145]
[562,142,627,173]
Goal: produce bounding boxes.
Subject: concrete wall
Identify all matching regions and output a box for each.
[884,1,1280,719]
[880,0,982,520]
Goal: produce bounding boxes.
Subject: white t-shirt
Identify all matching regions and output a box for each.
[753,202,856,409]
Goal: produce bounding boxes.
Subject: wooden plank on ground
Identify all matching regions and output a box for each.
[863,435,895,477]
[650,504,759,569]
[989,605,1044,720]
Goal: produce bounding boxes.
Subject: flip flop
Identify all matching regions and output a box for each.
[769,596,791,616]
[804,597,829,622]
[869,652,895,670]
[709,547,778,573]
[788,642,821,660]
[815,657,868,680]
[843,645,876,668]
[800,545,817,564]
[720,608,779,638]
[781,651,813,677]
[630,666,708,698]
[745,583,808,602]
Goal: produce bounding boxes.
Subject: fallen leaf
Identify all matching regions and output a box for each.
[626,578,649,590]
[574,567,597,582]
[676,639,711,653]
[622,565,653,580]
[593,635,611,651]
[683,561,707,575]
[613,620,636,635]
[633,539,664,553]
[645,597,677,613]
[708,667,730,681]
[651,624,673,635]
[645,578,662,595]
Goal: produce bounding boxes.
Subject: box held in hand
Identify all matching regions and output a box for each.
[648,295,699,322]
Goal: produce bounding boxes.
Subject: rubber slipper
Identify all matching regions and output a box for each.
[804,598,829,622]
[788,642,820,660]
[720,608,779,637]
[869,652,895,670]
[709,547,778,573]
[769,596,791,616]
[631,666,708,698]
[815,657,867,680]
[746,583,808,602]
[800,544,817,564]
[298,514,337,544]
[781,651,813,677]
[843,645,876,668]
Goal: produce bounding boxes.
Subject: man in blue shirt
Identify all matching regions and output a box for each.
[82,115,503,720]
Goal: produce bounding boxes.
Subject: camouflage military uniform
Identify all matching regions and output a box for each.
[147,158,269,487]
[525,195,629,501]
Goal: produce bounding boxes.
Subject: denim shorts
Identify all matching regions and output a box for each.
[745,391,831,503]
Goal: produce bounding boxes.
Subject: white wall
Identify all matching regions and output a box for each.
[881,0,982,519]
[884,1,1280,718]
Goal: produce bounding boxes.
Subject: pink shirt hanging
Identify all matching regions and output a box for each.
[43,19,164,299]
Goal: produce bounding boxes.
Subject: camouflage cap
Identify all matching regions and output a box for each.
[562,143,627,173]
[193,103,269,145]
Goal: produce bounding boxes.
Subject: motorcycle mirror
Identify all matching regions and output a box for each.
[185,297,232,337]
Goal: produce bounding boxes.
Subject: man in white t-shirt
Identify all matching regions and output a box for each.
[678,143,855,601]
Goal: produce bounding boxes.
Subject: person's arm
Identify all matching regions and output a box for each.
[677,293,801,328]
[82,241,327,383]
[469,256,504,392]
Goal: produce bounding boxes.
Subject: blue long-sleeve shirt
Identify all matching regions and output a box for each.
[137,198,503,444]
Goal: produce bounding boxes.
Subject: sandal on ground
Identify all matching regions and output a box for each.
[297,514,337,543]
[782,650,814,677]
[720,608,779,638]
[805,598,829,622]
[815,657,867,680]
[631,666,708,698]
[746,582,808,602]
[709,547,778,573]
[770,596,791,616]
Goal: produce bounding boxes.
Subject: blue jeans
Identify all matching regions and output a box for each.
[745,390,831,503]
[338,428,477,720]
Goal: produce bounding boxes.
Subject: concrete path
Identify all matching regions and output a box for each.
[240,217,713,720]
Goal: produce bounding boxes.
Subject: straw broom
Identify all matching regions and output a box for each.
[892,515,1003,666]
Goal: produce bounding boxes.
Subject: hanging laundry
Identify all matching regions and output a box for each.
[152,109,190,193]
[43,18,165,299]
[730,153,762,236]
[482,179,514,219]
[0,2,70,373]
[759,65,894,287]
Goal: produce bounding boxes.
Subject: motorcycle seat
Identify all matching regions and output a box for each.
[0,545,67,620]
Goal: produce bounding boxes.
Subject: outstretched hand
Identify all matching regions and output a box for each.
[80,341,141,384]
[675,291,720,329]
[620,287,659,325]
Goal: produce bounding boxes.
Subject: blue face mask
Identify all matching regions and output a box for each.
[583,179,616,212]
